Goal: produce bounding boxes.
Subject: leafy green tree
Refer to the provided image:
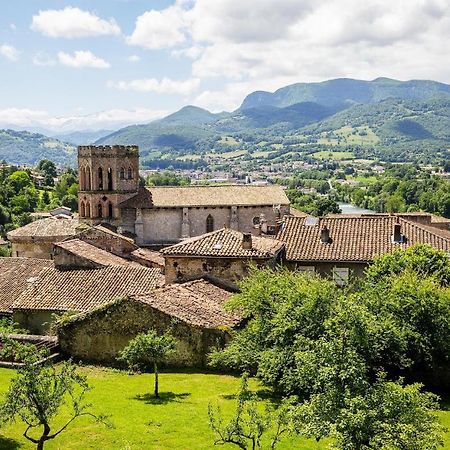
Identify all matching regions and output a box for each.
[208,373,294,450]
[37,160,57,186]
[0,344,109,450]
[6,171,33,194]
[118,331,176,397]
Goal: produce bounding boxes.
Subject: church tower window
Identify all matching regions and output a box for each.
[107,167,113,191]
[108,202,113,218]
[80,202,85,218]
[98,167,103,190]
[128,167,133,179]
[97,203,103,218]
[206,214,214,233]
[120,168,125,180]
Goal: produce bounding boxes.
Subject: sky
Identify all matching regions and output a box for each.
[0,0,449,132]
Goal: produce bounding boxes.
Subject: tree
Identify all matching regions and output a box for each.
[0,343,109,450]
[37,160,57,187]
[118,331,176,397]
[208,373,294,450]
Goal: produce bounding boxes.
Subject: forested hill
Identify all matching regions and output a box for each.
[0,129,75,166]
[96,77,450,164]
[2,78,450,166]
[240,77,450,109]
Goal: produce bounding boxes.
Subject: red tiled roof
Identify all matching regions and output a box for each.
[0,258,54,314]
[278,216,450,262]
[133,279,241,328]
[7,217,79,241]
[12,266,163,313]
[161,228,284,258]
[54,239,134,267]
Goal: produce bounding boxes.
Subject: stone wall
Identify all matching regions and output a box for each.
[78,227,137,256]
[164,255,278,286]
[11,241,55,259]
[140,205,287,245]
[13,309,59,334]
[58,298,231,367]
[285,261,368,283]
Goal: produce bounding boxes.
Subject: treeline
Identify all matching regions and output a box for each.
[0,160,78,238]
[335,164,450,217]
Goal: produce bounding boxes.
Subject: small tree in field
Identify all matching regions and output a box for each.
[118,331,177,397]
[0,342,109,450]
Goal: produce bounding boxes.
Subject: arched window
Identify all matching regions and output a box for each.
[128,167,133,180]
[97,203,103,218]
[80,168,85,190]
[86,202,91,218]
[98,167,103,190]
[107,167,113,191]
[206,214,214,233]
[108,202,113,218]
[80,201,85,217]
[86,166,91,190]
[120,168,125,180]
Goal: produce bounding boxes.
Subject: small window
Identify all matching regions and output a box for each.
[80,202,86,218]
[206,214,214,233]
[298,266,315,274]
[252,216,260,226]
[107,168,113,191]
[108,202,113,218]
[86,202,91,218]
[97,203,103,218]
[128,167,133,179]
[98,167,103,190]
[333,267,349,287]
[120,168,125,180]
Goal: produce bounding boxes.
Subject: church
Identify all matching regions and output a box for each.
[77,145,290,246]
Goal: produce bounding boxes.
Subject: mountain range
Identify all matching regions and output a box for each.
[1,77,450,166]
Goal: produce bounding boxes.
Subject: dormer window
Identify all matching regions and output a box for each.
[392,222,406,244]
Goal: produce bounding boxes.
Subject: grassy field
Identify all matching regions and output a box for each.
[0,366,449,449]
[317,126,379,146]
[0,367,325,450]
[312,150,354,160]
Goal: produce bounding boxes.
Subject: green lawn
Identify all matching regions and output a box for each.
[0,366,324,450]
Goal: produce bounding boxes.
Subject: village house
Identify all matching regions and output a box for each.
[278,215,450,285]
[58,279,241,367]
[0,257,54,317]
[7,216,80,259]
[77,145,290,245]
[11,264,164,334]
[161,227,285,288]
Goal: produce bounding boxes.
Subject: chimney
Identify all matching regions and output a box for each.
[242,232,252,250]
[320,226,330,244]
[392,221,403,243]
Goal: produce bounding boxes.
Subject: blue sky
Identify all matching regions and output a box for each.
[0,0,449,132]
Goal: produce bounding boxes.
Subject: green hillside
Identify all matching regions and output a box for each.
[0,129,76,166]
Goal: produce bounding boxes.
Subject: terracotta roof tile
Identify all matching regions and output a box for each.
[13,266,164,313]
[131,248,165,267]
[161,228,284,258]
[54,239,134,267]
[0,258,54,314]
[120,185,289,208]
[7,217,79,241]
[278,216,450,262]
[134,279,241,328]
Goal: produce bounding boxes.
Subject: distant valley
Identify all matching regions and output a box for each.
[1,77,450,167]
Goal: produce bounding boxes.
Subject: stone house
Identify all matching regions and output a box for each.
[58,279,241,367]
[77,145,290,245]
[278,215,450,285]
[7,216,80,259]
[0,257,54,317]
[12,265,163,334]
[161,227,285,288]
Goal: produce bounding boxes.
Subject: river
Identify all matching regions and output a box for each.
[338,202,374,214]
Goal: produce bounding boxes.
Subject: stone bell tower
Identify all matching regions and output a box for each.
[77,145,139,226]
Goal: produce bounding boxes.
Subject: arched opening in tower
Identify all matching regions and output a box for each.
[107,168,113,191]
[98,167,103,190]
[97,203,103,218]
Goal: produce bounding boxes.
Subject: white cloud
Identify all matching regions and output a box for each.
[0,107,168,132]
[58,51,110,69]
[128,55,141,62]
[126,4,187,49]
[9,24,16,31]
[0,44,19,62]
[32,52,56,66]
[107,77,200,95]
[31,7,121,38]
